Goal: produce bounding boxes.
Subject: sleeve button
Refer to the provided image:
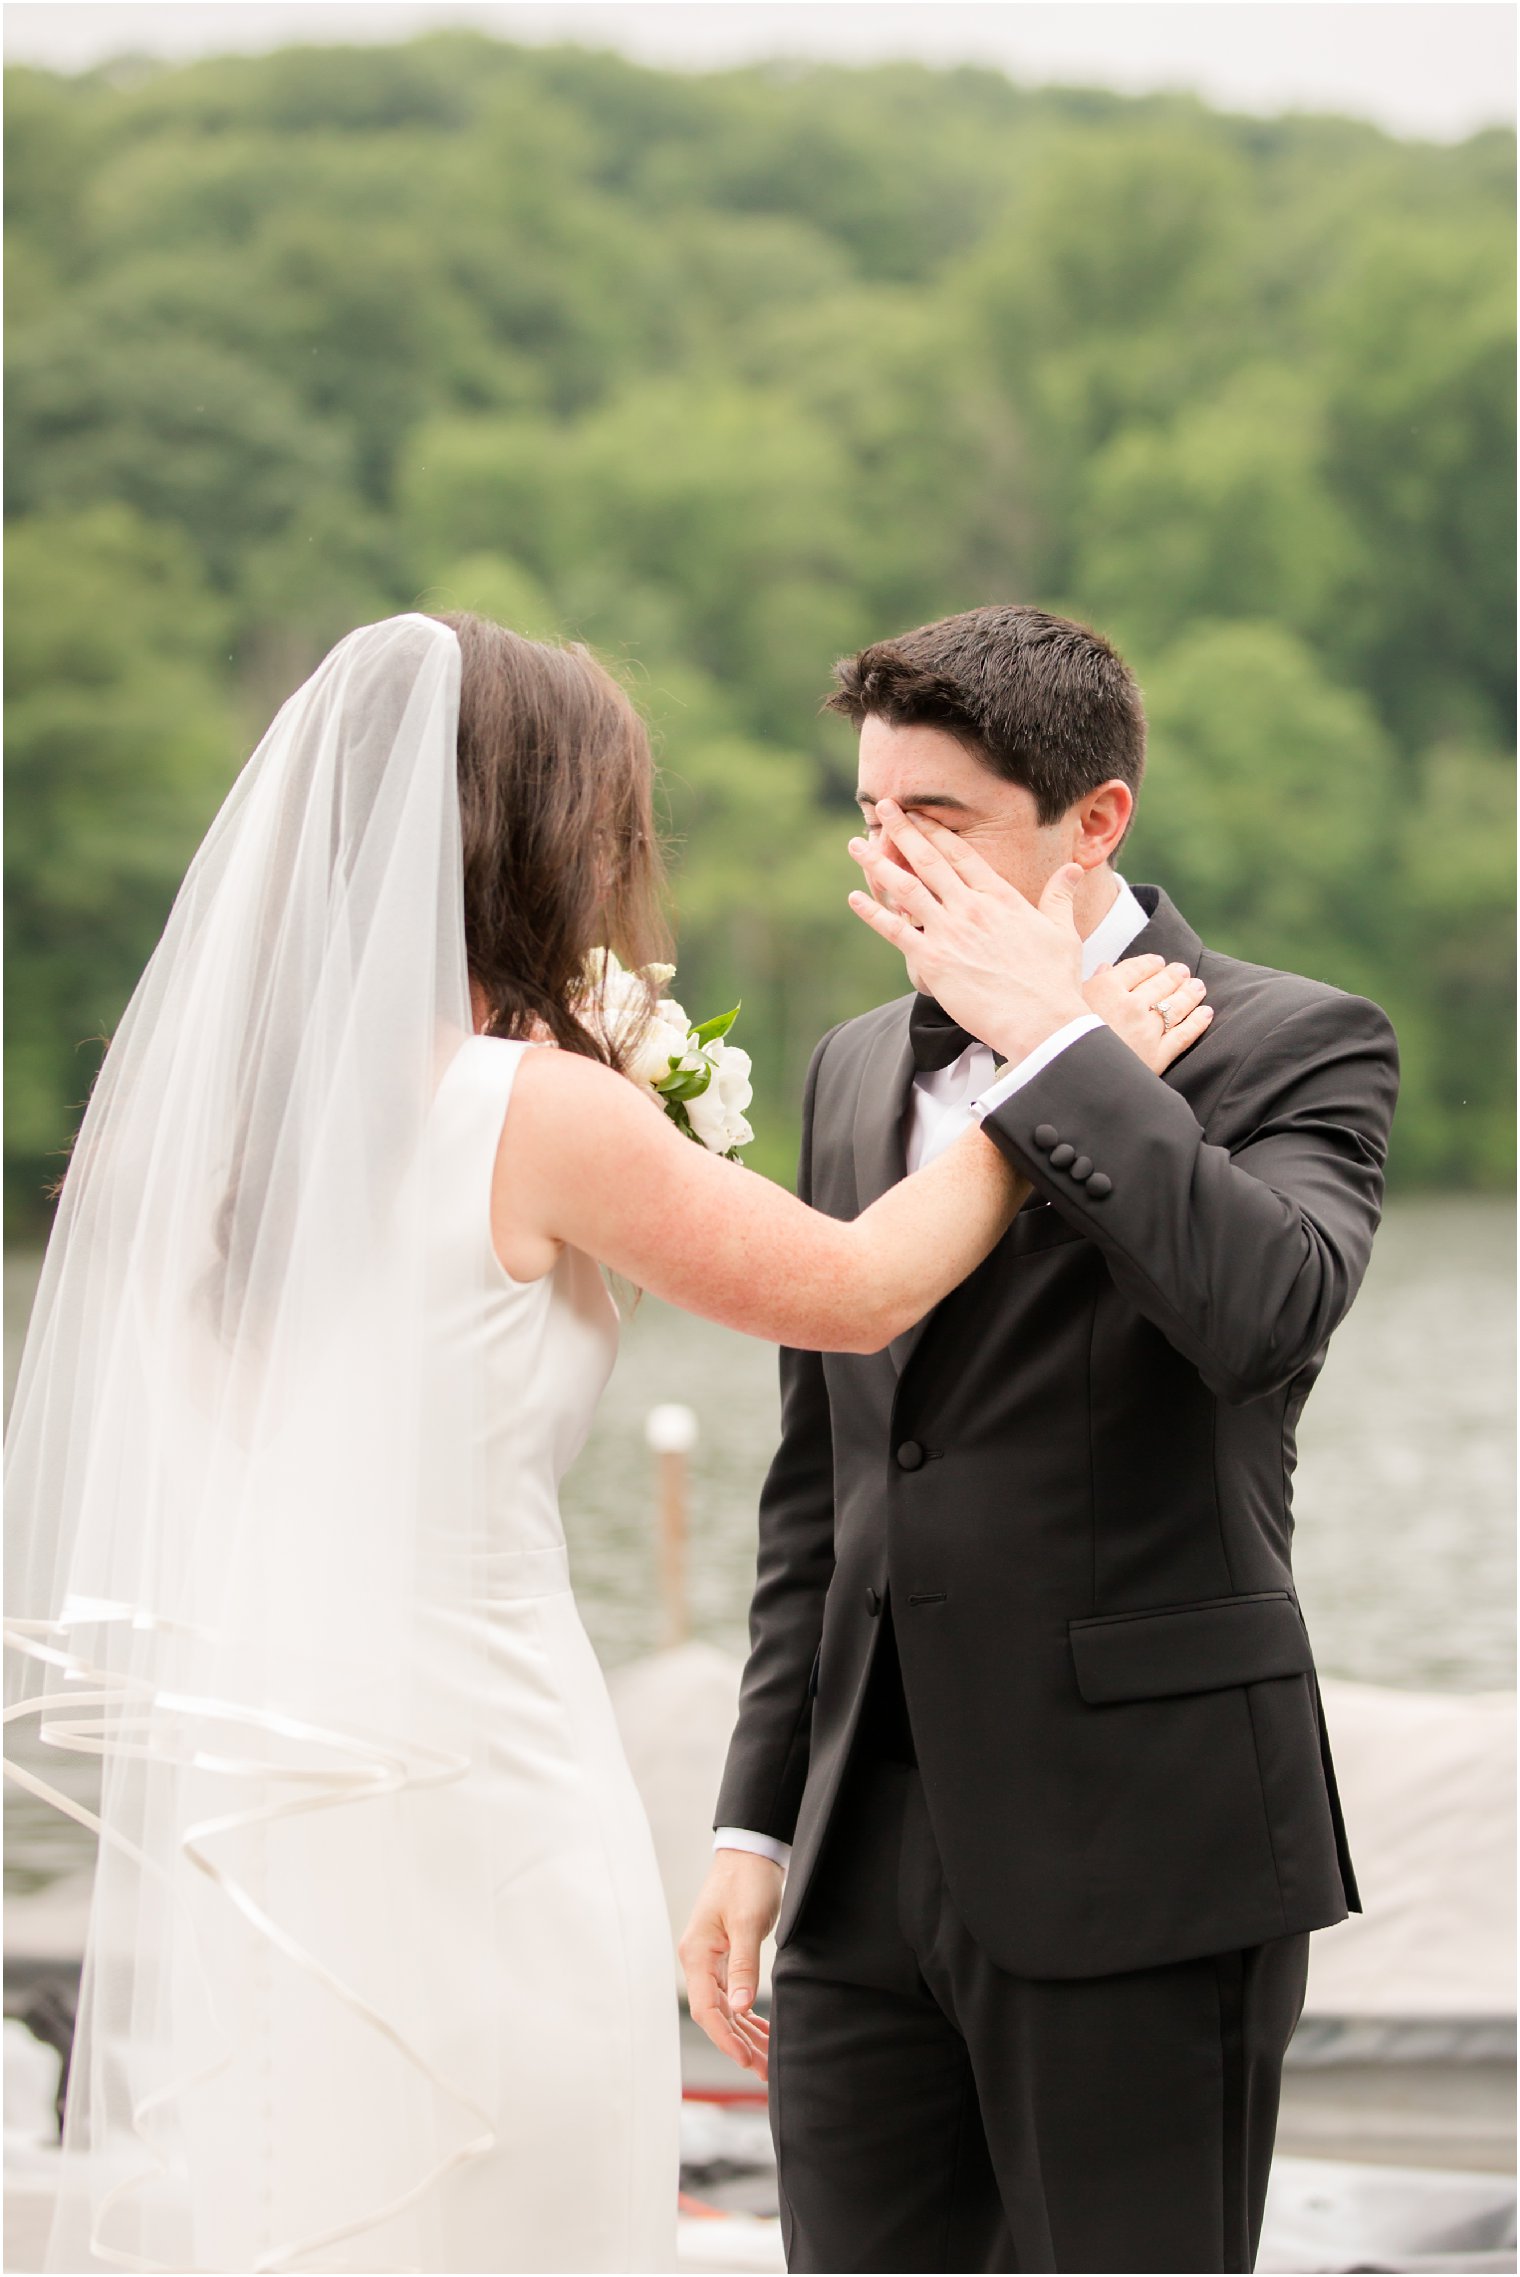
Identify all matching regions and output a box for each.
[1086,1172,1113,1199]
[1048,1142,1076,1169]
[1032,1124,1059,1151]
[1070,1155,1094,1182]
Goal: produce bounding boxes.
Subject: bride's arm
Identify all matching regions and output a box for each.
[494,941,1214,1351]
[494,1050,1021,1354]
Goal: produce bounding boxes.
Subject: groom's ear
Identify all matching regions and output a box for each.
[1071,779,1134,868]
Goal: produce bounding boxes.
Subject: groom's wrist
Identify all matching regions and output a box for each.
[714,1826,791,1870]
[982,990,1091,1068]
[975,1014,1103,1112]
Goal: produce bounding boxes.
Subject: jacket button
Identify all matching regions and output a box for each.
[1070,1155,1094,1182]
[865,1586,881,1616]
[1032,1123,1059,1152]
[1087,1172,1113,1198]
[895,1440,925,1472]
[1048,1142,1076,1169]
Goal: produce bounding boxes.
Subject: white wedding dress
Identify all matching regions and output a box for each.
[414,1031,681,2272]
[9,619,683,2274]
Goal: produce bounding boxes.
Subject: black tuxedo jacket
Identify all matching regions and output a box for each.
[715,885,1400,1980]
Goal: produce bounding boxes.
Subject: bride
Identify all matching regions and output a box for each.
[4,613,1209,2274]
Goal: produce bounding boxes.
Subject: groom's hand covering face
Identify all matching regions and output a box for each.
[848,717,1135,1062]
[852,717,1064,914]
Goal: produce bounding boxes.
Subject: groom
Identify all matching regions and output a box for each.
[681,605,1400,2273]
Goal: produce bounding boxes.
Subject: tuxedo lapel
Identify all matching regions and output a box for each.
[1116,885,1210,1099]
[851,1002,915,1213]
[1123,884,1203,983]
[849,1005,922,1377]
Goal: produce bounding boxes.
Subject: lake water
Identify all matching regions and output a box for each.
[4,1196,1514,1894]
[570,1196,1518,1693]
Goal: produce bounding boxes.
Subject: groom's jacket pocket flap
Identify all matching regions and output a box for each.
[1068,1591,1313,1705]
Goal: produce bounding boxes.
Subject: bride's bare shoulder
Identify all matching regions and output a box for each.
[499,1042,664,1166]
[482,1046,649,1281]
[508,1041,642,1111]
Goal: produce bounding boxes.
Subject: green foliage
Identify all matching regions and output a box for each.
[3,38,1514,1228]
[1126,620,1394,986]
[1316,217,1516,749]
[1379,744,1516,1185]
[4,507,240,1190]
[6,321,355,580]
[1075,370,1360,655]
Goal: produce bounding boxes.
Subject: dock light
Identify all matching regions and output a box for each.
[645,1405,698,1646]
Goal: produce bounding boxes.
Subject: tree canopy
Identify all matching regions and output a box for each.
[5,36,1514,1224]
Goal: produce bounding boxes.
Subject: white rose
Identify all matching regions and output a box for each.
[582,950,638,1037]
[627,1005,693,1089]
[578,956,751,1151]
[583,952,686,1077]
[685,1040,754,1155]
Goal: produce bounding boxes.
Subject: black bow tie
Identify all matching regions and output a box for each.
[908,994,990,1073]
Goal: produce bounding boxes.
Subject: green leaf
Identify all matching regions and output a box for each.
[691,1003,740,1047]
[656,1064,713,1103]
[661,1098,700,1144]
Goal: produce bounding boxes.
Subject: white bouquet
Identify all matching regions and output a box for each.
[581,950,754,1160]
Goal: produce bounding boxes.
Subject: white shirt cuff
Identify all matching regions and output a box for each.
[713,1827,792,1869]
[972,1014,1103,1115]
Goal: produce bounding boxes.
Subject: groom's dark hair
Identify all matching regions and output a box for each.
[826,605,1145,827]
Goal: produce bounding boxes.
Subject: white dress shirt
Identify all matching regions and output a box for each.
[715,876,1151,1869]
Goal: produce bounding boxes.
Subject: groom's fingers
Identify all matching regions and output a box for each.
[688,1980,745,2063]
[879,803,1015,902]
[848,889,920,953]
[848,837,933,920]
[727,2005,770,2066]
[849,837,942,933]
[722,2012,768,2082]
[683,1939,757,2069]
[873,803,967,905]
[694,2003,752,2069]
[1037,862,1085,932]
[726,1918,764,2019]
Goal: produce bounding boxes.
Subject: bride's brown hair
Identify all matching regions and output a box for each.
[434,612,672,1068]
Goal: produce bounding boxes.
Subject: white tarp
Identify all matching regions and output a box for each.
[1307,1680,1515,2018]
[610,1648,1517,2022]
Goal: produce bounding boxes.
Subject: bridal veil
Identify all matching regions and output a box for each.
[5,616,508,2270]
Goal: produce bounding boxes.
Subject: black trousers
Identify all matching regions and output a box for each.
[769,1625,1308,2274]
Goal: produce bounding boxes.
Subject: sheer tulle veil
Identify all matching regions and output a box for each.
[4,615,509,2271]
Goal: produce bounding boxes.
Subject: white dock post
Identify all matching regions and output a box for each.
[645,1403,698,1648]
